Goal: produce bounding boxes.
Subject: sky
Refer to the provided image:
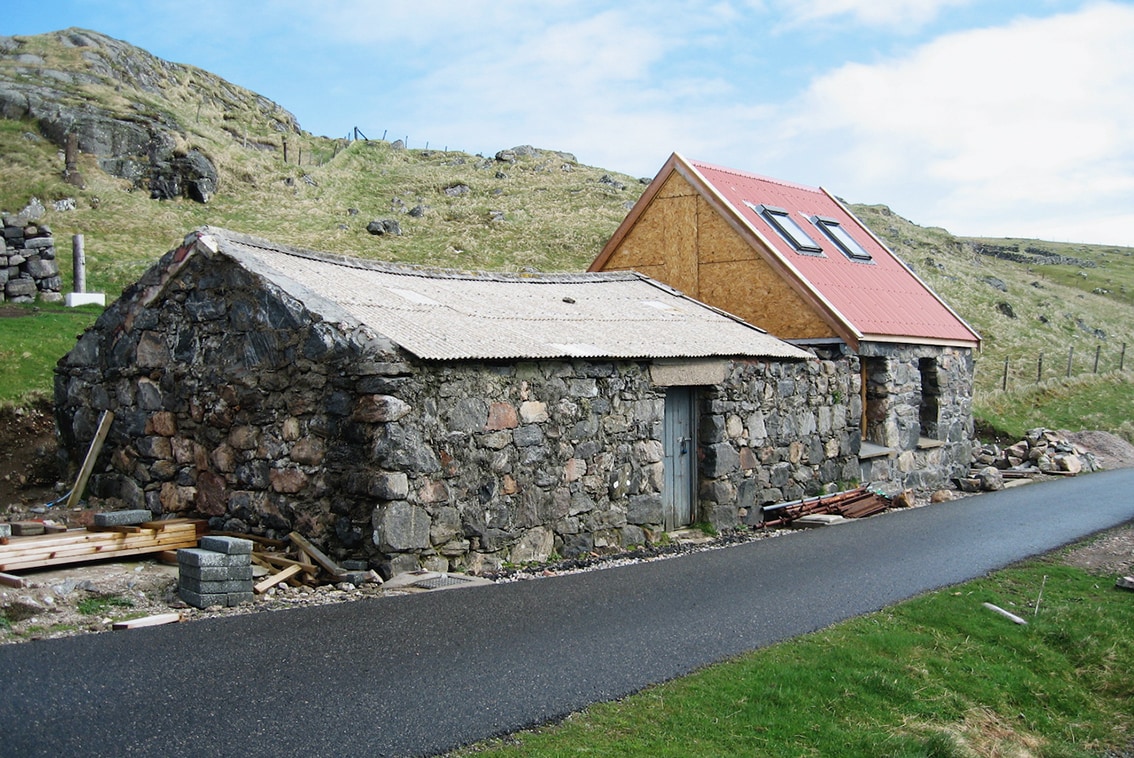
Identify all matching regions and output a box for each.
[6,1,1134,246]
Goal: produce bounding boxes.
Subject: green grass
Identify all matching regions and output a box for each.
[455,554,1134,757]
[0,303,101,404]
[76,594,134,616]
[976,373,1134,442]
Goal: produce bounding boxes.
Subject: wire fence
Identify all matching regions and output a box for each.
[978,342,1129,392]
[275,127,462,168]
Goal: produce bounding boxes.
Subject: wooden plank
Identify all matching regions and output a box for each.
[112,613,183,630]
[253,553,319,574]
[288,532,345,577]
[0,571,28,588]
[66,410,115,509]
[212,531,288,549]
[0,523,199,571]
[0,523,192,557]
[254,564,302,594]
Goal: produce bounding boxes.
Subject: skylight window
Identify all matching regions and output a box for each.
[745,202,822,254]
[813,216,873,262]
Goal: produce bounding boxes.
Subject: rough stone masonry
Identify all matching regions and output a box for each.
[2,199,63,303]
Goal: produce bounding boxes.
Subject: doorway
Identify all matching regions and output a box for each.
[662,386,697,529]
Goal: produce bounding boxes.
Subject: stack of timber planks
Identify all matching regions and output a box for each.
[0,518,204,572]
[757,487,890,528]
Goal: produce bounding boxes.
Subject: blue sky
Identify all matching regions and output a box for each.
[6,1,1134,246]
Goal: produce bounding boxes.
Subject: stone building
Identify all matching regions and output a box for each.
[590,154,982,490]
[55,228,861,576]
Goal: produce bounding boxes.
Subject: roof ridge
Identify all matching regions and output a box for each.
[201,226,641,284]
[688,160,822,193]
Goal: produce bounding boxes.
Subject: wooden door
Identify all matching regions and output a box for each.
[663,387,697,529]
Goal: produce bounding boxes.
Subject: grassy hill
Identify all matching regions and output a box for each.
[2,28,1132,442]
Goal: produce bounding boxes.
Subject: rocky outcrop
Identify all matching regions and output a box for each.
[0,28,300,203]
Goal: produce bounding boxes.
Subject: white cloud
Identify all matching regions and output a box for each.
[772,2,1134,244]
[772,0,974,29]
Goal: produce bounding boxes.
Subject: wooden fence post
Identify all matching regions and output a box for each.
[1002,358,1009,391]
[1066,346,1074,378]
[1094,344,1101,373]
[72,234,85,294]
[1037,352,1043,383]
[282,137,288,163]
[1122,343,1127,371]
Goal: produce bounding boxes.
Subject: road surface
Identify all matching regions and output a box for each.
[1,469,1132,757]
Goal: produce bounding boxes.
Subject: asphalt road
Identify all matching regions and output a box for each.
[2,470,1133,757]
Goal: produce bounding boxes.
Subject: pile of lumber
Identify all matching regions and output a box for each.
[757,487,890,529]
[0,518,205,572]
[240,531,379,594]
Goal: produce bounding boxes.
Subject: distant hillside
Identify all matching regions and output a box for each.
[1,27,1132,433]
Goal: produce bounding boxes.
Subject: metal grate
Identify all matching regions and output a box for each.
[414,574,475,590]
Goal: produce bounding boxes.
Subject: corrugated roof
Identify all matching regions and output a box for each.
[686,159,981,346]
[200,229,811,362]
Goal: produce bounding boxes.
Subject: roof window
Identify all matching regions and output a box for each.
[813,216,873,262]
[745,202,822,254]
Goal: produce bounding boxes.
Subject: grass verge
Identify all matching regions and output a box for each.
[454,551,1134,757]
[0,303,101,405]
[975,373,1134,442]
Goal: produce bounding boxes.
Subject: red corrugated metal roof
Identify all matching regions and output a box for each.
[687,159,980,346]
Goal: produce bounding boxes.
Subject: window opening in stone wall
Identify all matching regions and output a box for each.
[861,356,889,448]
[919,356,941,440]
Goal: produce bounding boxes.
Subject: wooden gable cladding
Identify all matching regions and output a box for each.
[595,170,837,341]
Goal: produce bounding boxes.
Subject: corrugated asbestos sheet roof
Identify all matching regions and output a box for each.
[204,229,811,362]
[688,160,981,346]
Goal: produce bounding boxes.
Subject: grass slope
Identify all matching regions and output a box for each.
[1,28,1132,440]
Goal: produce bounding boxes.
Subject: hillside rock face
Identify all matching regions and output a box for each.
[0,28,300,203]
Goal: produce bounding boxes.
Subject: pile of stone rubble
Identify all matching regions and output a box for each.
[964,428,1101,491]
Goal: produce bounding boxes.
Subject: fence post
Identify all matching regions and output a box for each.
[1037,352,1043,383]
[1122,343,1127,371]
[282,137,288,163]
[1066,346,1074,378]
[1002,357,1009,391]
[72,234,85,294]
[1094,344,1101,373]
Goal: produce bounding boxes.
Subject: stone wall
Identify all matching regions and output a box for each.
[2,210,62,303]
[700,357,862,529]
[857,342,975,489]
[55,244,859,577]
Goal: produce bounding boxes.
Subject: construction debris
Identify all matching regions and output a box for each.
[753,487,891,529]
[966,428,1102,490]
[112,612,183,630]
[0,518,204,572]
[246,531,381,595]
[177,536,254,609]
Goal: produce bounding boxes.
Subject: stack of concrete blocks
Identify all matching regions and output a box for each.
[178,536,254,609]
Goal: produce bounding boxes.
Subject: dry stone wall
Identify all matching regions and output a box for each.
[2,204,62,303]
[55,244,860,577]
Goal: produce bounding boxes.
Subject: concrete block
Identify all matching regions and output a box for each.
[176,548,251,568]
[11,521,45,536]
[225,592,255,606]
[792,514,848,528]
[178,587,229,609]
[65,292,106,307]
[178,564,254,582]
[93,510,153,527]
[0,523,11,538]
[199,535,253,555]
[179,578,253,595]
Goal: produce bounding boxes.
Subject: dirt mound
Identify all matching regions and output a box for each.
[1062,430,1134,470]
